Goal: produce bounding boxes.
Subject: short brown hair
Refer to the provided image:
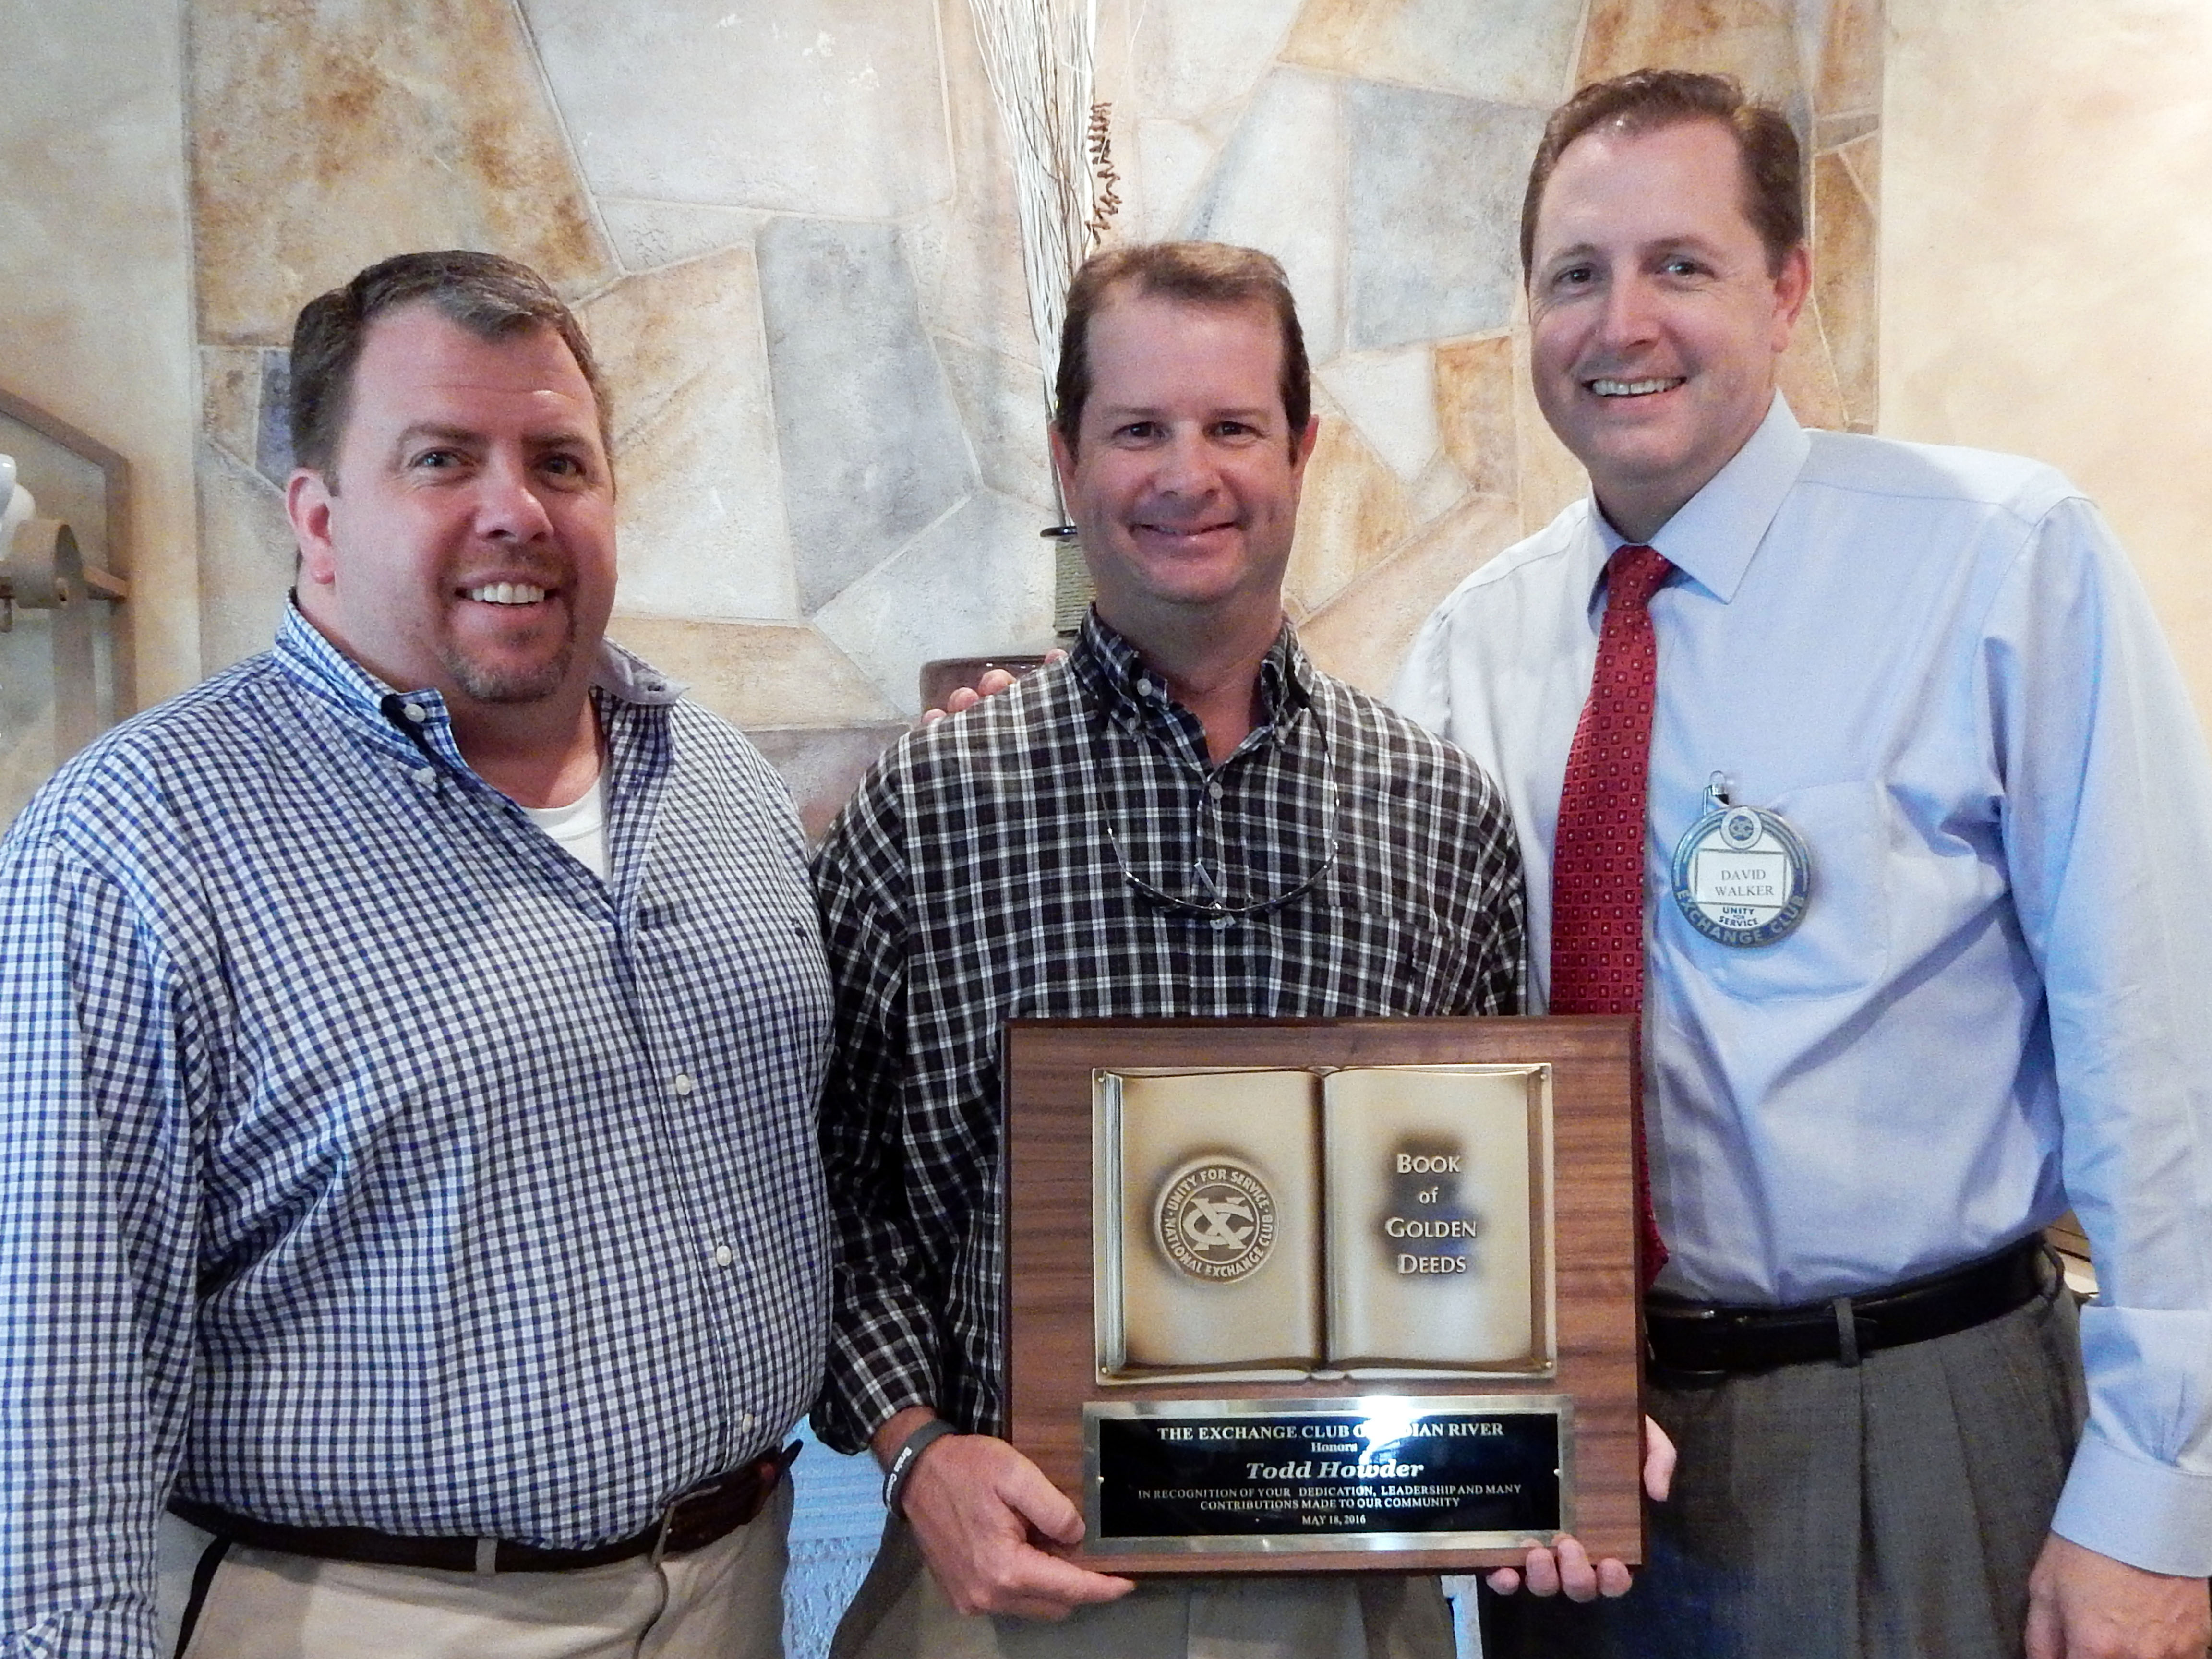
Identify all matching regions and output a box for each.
[1053,241,1310,455]
[289,250,609,487]
[1520,70,1804,277]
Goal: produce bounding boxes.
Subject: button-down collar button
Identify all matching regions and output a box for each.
[1136,677,1157,699]
[402,703,429,723]
[411,765,436,786]
[672,1072,696,1096]
[713,1244,734,1267]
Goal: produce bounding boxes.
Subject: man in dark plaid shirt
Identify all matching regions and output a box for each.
[813,243,1524,1658]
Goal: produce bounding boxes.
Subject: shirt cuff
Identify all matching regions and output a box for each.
[2052,1431,2212,1576]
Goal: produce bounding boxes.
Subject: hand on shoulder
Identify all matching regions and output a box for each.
[918,652,1066,727]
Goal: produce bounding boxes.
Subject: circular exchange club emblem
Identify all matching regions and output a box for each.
[1157,1161,1277,1283]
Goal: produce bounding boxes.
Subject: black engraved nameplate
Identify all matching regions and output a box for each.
[1085,1395,1569,1556]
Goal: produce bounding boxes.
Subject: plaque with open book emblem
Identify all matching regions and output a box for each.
[1005,1017,1642,1575]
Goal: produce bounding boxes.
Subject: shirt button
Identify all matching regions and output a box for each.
[714,1245,734,1267]
[402,703,429,723]
[1206,781,1224,801]
[411,765,436,785]
[1136,678,1156,698]
[672,1073,696,1096]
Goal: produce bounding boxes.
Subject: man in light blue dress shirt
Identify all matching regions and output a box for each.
[1395,71,2212,1659]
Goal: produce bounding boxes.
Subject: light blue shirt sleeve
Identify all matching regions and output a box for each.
[1987,497,2212,1573]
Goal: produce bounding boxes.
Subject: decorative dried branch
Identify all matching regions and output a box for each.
[1085,101,1121,244]
[964,0,1119,394]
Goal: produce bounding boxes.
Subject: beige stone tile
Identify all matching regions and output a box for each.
[583,249,759,448]
[195,443,295,674]
[1818,0,1883,117]
[759,219,977,617]
[598,202,770,276]
[748,723,908,842]
[1836,130,1881,217]
[812,489,1057,716]
[1125,0,1305,124]
[1511,324,1587,536]
[1777,300,1850,432]
[602,617,897,730]
[934,332,1060,518]
[201,347,263,473]
[1298,493,1522,696]
[1186,69,1346,360]
[1790,0,1834,92]
[1317,347,1441,482]
[1812,150,1878,430]
[1286,401,1413,619]
[582,251,797,623]
[1407,451,1472,529]
[189,0,613,344]
[1815,112,1878,152]
[1343,84,1545,350]
[1435,335,1517,500]
[518,0,951,221]
[1578,0,1802,104]
[1133,118,1219,241]
[1282,0,1583,107]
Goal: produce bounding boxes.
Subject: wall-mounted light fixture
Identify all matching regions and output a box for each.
[0,457,130,636]
[0,392,133,817]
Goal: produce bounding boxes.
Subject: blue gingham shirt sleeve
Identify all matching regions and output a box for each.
[0,841,199,1658]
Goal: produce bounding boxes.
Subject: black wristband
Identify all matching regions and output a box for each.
[881,1416,960,1516]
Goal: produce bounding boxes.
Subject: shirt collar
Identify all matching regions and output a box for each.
[1066,608,1316,735]
[271,601,685,759]
[1591,392,1811,605]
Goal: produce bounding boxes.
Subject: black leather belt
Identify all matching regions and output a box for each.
[168,1443,800,1574]
[1645,1236,2051,1377]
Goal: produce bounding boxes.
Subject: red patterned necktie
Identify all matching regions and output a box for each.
[1550,543,1672,1285]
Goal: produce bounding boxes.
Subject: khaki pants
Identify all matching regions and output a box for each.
[828,1515,1452,1659]
[156,1480,791,1659]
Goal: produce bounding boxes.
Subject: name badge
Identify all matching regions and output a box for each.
[1669,776,1809,947]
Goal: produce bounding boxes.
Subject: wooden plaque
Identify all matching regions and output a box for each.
[1004,1015,1642,1575]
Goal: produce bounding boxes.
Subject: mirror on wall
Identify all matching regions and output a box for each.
[0,390,132,831]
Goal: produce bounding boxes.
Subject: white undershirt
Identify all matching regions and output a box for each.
[520,772,608,881]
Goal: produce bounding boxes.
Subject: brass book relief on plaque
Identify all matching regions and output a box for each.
[1094,1065,1554,1384]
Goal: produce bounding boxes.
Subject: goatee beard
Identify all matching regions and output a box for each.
[440,632,578,705]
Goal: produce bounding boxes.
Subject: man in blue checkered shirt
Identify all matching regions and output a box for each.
[0,252,831,1657]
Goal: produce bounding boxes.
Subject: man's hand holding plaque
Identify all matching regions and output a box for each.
[1486,1419,1676,1600]
[876,1408,1135,1620]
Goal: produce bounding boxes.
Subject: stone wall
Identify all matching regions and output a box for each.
[182,0,1881,834]
[0,0,198,825]
[1882,0,2212,725]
